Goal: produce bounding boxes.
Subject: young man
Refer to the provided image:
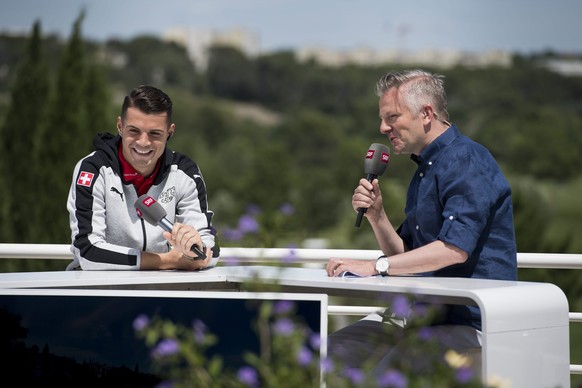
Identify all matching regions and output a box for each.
[67,85,218,270]
[326,70,517,376]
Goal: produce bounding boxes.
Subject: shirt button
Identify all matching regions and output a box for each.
[415,225,420,230]
[419,173,424,177]
[449,215,454,220]
[428,161,433,166]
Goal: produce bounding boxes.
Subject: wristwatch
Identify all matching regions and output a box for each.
[375,255,390,276]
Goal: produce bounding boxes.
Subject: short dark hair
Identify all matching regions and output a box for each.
[120,85,173,125]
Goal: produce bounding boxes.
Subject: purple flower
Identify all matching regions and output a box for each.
[345,368,365,384]
[222,228,244,241]
[192,319,207,344]
[281,247,297,264]
[237,366,258,386]
[378,369,407,388]
[223,255,241,266]
[273,318,295,336]
[411,302,429,318]
[238,214,260,234]
[133,314,149,331]
[321,358,334,373]
[418,327,434,341]
[152,338,180,358]
[245,204,262,216]
[309,333,321,350]
[279,202,295,216]
[391,295,410,318]
[273,300,294,315]
[297,346,313,366]
[456,367,474,384]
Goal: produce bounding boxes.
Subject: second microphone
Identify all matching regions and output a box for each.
[134,194,206,259]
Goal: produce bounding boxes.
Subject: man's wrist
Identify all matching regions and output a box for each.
[367,208,387,226]
[375,255,390,276]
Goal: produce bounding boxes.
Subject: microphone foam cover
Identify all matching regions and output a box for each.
[364,143,390,176]
[134,194,167,225]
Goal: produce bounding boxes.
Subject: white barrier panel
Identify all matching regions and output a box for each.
[0,265,571,387]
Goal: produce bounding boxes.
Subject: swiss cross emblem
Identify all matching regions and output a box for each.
[77,171,95,187]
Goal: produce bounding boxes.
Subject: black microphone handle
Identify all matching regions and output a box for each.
[354,173,378,228]
[158,217,206,259]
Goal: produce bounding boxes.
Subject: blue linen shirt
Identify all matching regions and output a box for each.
[397,124,517,330]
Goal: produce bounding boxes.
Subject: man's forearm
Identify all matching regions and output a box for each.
[368,209,407,255]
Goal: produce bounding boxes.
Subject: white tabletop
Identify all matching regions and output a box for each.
[0,265,568,333]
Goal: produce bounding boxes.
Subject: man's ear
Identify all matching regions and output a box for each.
[421,105,434,122]
[167,124,175,141]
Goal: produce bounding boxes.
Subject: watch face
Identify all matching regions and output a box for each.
[376,258,389,272]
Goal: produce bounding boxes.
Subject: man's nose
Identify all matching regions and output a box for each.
[137,132,150,144]
[380,121,392,134]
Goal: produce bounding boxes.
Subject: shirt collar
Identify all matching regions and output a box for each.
[117,143,162,195]
[411,123,460,165]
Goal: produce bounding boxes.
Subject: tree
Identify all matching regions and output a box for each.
[206,45,258,101]
[106,36,196,90]
[0,20,50,243]
[276,109,348,232]
[34,11,110,244]
[85,65,113,135]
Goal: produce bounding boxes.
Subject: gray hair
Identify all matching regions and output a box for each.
[375,69,449,121]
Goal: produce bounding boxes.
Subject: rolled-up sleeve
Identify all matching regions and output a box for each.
[437,152,506,256]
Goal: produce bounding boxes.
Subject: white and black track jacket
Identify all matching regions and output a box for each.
[67,132,217,270]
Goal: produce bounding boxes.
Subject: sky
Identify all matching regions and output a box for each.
[1,0,581,54]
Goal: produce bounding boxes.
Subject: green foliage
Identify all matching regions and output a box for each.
[0,14,111,253]
[510,175,552,252]
[207,46,258,101]
[106,36,196,89]
[0,21,50,243]
[0,17,580,385]
[134,296,485,387]
[0,17,581,281]
[133,300,323,388]
[32,12,92,244]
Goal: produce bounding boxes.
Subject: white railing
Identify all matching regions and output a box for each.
[1,243,581,269]
[0,243,581,375]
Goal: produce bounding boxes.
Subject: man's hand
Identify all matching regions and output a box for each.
[140,247,210,271]
[163,222,205,257]
[352,178,383,221]
[325,258,376,277]
[174,249,211,270]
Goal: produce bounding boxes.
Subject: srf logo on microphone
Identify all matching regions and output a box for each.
[366,150,375,159]
[143,196,155,207]
[381,152,390,163]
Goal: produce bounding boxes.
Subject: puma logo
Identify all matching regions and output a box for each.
[110,187,124,202]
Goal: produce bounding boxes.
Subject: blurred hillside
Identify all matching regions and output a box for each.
[1,18,582,259]
[1,18,581,382]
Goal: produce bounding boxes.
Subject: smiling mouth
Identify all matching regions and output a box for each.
[132,148,153,156]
